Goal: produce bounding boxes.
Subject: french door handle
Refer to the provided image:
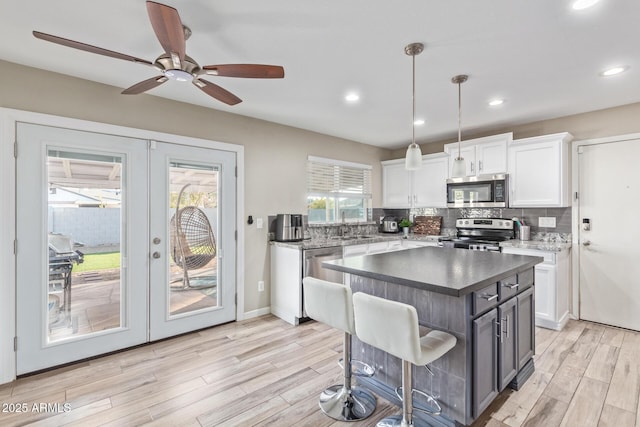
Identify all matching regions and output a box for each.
[582,240,591,246]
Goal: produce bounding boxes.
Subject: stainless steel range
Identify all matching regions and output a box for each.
[439,218,515,251]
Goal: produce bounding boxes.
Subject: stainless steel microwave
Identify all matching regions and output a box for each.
[446,174,508,208]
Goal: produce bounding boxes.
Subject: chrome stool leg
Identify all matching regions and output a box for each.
[377,360,442,427]
[319,331,376,421]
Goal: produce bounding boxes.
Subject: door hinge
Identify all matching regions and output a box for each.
[14,141,17,158]
[14,337,17,351]
[235,293,237,305]
[13,239,17,254]
[235,166,237,177]
[235,230,237,241]
[574,191,579,200]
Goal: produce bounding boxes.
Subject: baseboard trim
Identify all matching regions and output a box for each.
[243,306,271,320]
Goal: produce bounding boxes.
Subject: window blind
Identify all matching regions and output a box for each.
[307,156,372,198]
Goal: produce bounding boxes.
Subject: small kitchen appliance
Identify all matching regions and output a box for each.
[381,216,399,233]
[275,214,304,242]
[439,218,515,251]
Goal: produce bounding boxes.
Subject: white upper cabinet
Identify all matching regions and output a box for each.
[444,133,512,177]
[508,132,573,207]
[382,152,449,208]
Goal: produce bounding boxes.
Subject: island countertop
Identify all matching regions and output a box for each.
[323,246,543,297]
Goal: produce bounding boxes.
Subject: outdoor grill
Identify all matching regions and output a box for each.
[48,233,84,328]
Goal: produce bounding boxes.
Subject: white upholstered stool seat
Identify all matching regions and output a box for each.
[353,292,457,427]
[302,277,376,421]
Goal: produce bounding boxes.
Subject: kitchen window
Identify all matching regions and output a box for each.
[307,156,372,223]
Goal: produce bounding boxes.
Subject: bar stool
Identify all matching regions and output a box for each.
[352,292,457,427]
[302,277,377,421]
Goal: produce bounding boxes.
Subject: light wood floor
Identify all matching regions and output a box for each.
[0,315,638,426]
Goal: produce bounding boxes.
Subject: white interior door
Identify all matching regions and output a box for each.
[149,141,236,340]
[16,124,237,374]
[578,138,640,331]
[16,123,148,374]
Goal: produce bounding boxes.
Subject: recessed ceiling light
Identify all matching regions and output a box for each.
[572,0,600,10]
[600,66,628,77]
[488,99,504,106]
[413,119,425,126]
[345,93,360,102]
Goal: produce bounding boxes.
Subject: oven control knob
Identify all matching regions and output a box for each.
[498,221,503,226]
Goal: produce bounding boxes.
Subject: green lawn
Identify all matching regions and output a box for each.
[73,252,121,273]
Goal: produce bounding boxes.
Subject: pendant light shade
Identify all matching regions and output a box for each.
[405,143,422,169]
[451,74,468,178]
[404,43,423,170]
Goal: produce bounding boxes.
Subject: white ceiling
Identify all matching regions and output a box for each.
[1,1,639,149]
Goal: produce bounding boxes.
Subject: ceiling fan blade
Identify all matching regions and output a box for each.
[146,1,186,68]
[202,64,285,79]
[193,79,242,105]
[121,76,168,94]
[33,31,153,65]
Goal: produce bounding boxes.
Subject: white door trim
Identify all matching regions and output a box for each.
[0,107,245,385]
[570,132,640,321]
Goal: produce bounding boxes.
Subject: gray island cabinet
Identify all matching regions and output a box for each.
[323,246,543,426]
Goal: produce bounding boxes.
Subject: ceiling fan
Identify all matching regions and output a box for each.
[33,1,284,106]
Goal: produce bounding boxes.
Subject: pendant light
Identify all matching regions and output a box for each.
[451,74,468,178]
[404,42,424,170]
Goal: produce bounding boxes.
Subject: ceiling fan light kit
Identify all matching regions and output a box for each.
[32,1,284,106]
[404,42,424,171]
[451,74,468,178]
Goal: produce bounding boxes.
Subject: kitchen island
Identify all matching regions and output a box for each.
[323,246,543,426]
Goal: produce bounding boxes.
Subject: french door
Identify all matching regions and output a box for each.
[16,123,236,374]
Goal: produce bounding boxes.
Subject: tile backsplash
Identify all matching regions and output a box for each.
[268,207,572,242]
[379,207,572,241]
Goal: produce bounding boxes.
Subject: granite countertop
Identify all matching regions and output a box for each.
[500,239,572,252]
[270,233,442,250]
[323,246,543,297]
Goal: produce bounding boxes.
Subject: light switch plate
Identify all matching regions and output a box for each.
[538,216,556,228]
[256,218,263,229]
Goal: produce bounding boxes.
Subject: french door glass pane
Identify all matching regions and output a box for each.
[47,150,124,342]
[168,161,219,316]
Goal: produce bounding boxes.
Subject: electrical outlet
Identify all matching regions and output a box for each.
[538,217,556,228]
[258,280,265,292]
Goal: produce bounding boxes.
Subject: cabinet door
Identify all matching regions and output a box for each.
[382,161,412,208]
[473,308,499,418]
[412,154,448,207]
[477,140,507,175]
[343,243,368,257]
[368,241,392,254]
[534,264,556,323]
[517,287,535,369]
[508,139,563,207]
[498,297,518,391]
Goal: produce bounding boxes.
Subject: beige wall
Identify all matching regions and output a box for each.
[0,59,388,314]
[388,101,640,159]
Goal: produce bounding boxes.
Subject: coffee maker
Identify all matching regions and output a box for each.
[275,214,304,242]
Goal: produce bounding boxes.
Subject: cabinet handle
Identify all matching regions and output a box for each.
[478,160,483,171]
[413,195,417,204]
[502,282,519,290]
[504,315,510,339]
[495,320,503,343]
[479,293,498,301]
[470,161,475,173]
[408,195,411,204]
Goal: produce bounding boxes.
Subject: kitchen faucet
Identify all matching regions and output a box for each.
[340,211,350,237]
